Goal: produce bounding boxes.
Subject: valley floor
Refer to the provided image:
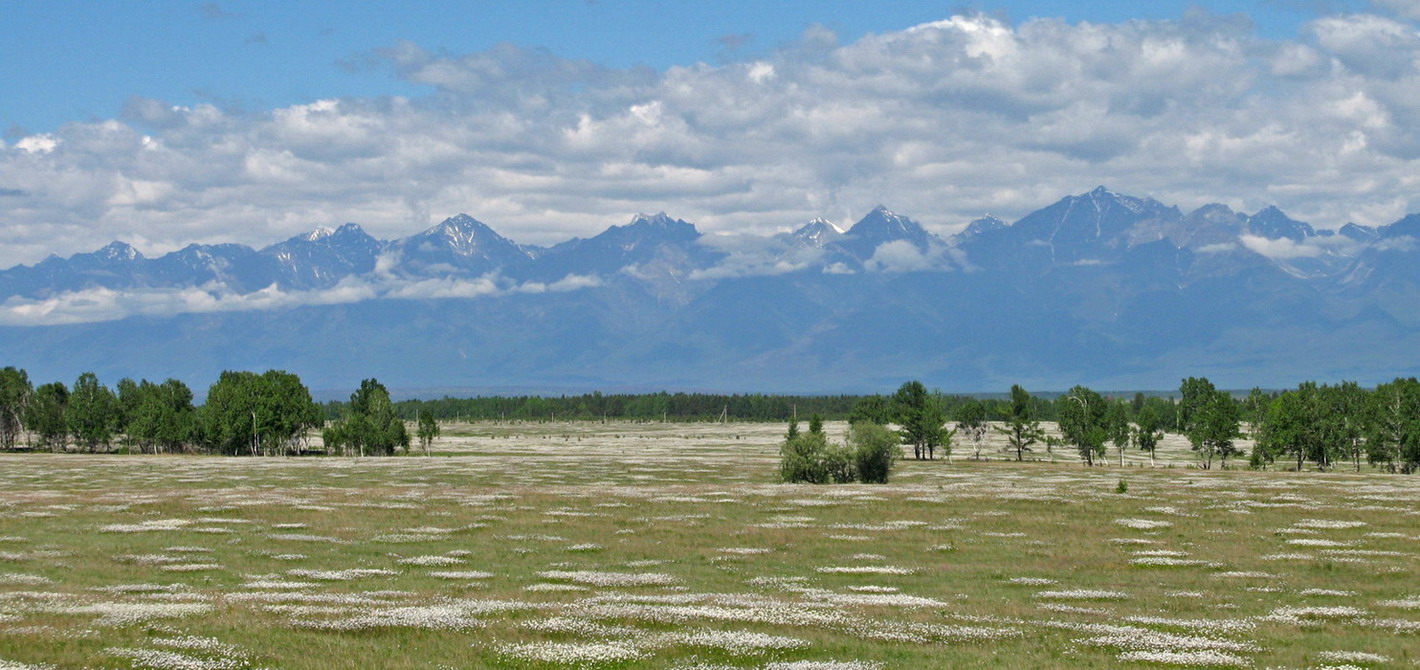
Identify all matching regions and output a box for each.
[0,421,1416,668]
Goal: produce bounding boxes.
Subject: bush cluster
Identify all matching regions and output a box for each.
[779,420,899,484]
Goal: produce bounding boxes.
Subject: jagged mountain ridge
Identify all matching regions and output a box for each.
[2,187,1409,300]
[2,187,1419,393]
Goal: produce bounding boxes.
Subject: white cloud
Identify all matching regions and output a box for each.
[14,135,57,154]
[514,274,603,294]
[2,11,1420,268]
[0,272,602,326]
[864,240,945,273]
[1373,235,1417,252]
[1239,234,1325,260]
[687,233,821,280]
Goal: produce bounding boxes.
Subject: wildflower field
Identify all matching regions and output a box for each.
[1,421,1418,669]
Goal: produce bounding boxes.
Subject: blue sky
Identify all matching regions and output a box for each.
[1,0,1361,135]
[1,0,1417,268]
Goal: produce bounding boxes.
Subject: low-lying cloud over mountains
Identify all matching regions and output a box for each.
[3,187,1418,393]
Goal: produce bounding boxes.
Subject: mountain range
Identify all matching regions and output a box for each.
[2,186,1418,394]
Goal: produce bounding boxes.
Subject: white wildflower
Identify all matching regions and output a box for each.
[815,566,916,575]
[537,570,681,587]
[1115,518,1172,530]
[396,555,463,567]
[1116,650,1250,666]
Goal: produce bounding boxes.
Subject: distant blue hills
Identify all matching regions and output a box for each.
[2,187,1417,394]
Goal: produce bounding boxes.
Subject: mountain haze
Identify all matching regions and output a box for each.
[3,188,1418,394]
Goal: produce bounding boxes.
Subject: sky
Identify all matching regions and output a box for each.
[2,0,1418,267]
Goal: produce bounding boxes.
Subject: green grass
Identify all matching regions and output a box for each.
[1,421,1417,668]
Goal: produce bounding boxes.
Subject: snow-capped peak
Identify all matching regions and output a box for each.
[305,227,335,242]
[98,241,141,261]
[804,217,844,233]
[629,212,678,227]
[791,217,845,246]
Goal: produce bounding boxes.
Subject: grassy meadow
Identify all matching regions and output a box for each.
[1,421,1418,669]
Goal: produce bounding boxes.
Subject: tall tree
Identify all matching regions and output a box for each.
[955,399,988,460]
[0,367,32,451]
[994,384,1043,462]
[1243,388,1275,469]
[68,372,117,452]
[114,377,142,445]
[128,379,196,454]
[1178,377,1241,469]
[1058,385,1108,466]
[892,381,949,461]
[323,378,409,457]
[416,409,439,457]
[1326,381,1367,472]
[1259,383,1320,471]
[200,370,321,456]
[1363,377,1420,473]
[25,382,68,452]
[1106,399,1131,467]
[849,395,891,425]
[1132,403,1164,467]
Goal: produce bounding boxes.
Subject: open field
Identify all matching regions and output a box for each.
[2,421,1418,669]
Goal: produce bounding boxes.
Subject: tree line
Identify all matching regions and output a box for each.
[371,392,869,423]
[366,389,1199,428]
[828,378,1420,473]
[3,364,1417,471]
[0,367,434,457]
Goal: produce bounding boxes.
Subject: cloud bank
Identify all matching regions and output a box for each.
[0,273,601,327]
[2,11,1419,268]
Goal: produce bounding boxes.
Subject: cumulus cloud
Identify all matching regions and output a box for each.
[0,272,601,326]
[2,11,1420,267]
[688,233,823,280]
[1373,235,1418,252]
[865,240,947,273]
[1239,234,1325,259]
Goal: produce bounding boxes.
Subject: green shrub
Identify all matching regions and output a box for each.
[850,421,899,484]
[780,432,833,483]
[780,421,901,484]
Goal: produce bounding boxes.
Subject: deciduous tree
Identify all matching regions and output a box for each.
[1363,377,1420,473]
[0,367,32,451]
[1106,399,1131,467]
[1131,403,1164,467]
[1178,377,1241,469]
[68,372,117,452]
[128,379,196,454]
[955,399,988,460]
[417,409,439,457]
[994,385,1043,462]
[25,382,68,452]
[200,370,321,456]
[323,378,409,457]
[1058,386,1107,466]
[892,381,949,461]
